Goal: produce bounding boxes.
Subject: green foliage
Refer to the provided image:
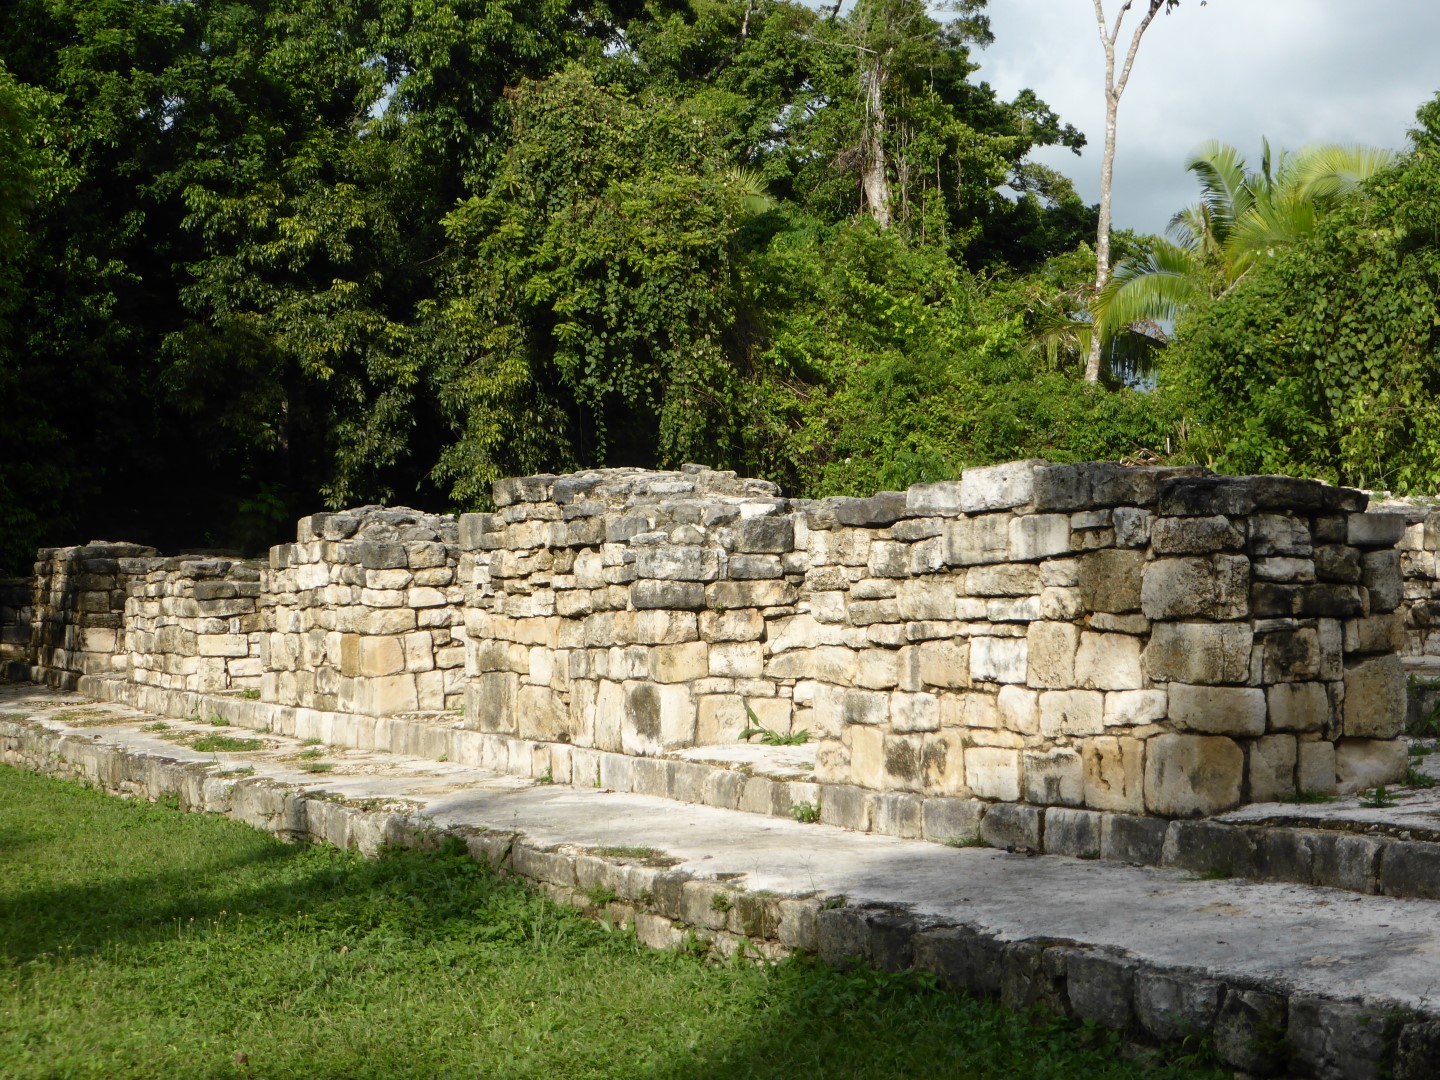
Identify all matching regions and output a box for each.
[1165,96,1440,492]
[0,765,1227,1079]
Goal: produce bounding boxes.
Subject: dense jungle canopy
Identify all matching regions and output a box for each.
[2,0,1439,572]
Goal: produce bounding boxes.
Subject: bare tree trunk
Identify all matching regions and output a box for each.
[1086,0,1170,383]
[860,51,892,228]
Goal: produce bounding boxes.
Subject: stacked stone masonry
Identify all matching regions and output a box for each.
[261,506,468,716]
[125,557,265,693]
[28,542,159,687]
[1368,499,1440,662]
[0,577,30,672]
[458,462,1410,818]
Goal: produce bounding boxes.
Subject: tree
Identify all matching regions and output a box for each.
[1084,0,1179,382]
[1094,139,1395,342]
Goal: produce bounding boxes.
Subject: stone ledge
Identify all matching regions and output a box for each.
[72,674,1440,904]
[4,701,1440,1079]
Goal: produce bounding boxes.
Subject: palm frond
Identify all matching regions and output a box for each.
[1287,143,1398,205]
[1185,141,1253,243]
[1094,240,1205,340]
[1224,189,1317,274]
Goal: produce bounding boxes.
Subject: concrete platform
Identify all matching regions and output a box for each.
[6,678,1440,1079]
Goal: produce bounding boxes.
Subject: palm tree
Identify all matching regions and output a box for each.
[1093,140,1395,344]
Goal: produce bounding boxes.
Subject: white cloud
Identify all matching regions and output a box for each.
[973,0,1440,233]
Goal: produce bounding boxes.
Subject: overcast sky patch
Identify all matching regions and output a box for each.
[973,0,1440,235]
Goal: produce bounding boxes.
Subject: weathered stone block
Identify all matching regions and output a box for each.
[1102,689,1167,728]
[960,460,1041,512]
[1214,988,1287,1074]
[1025,621,1077,688]
[1287,996,1390,1080]
[1023,748,1084,806]
[1082,736,1145,813]
[1038,689,1104,737]
[1077,549,1145,614]
[1297,739,1338,795]
[965,564,1040,597]
[1247,733,1297,801]
[944,514,1011,566]
[1135,972,1221,1042]
[1073,632,1143,690]
[1361,549,1402,613]
[1144,733,1243,817]
[1144,621,1251,685]
[1009,514,1071,561]
[969,636,1028,684]
[1334,737,1408,793]
[1100,812,1167,864]
[996,685,1040,735]
[965,746,1021,801]
[905,481,964,517]
[1167,684,1266,737]
[1158,475,1254,517]
[1349,512,1406,548]
[921,731,966,795]
[895,579,956,621]
[699,608,763,643]
[1267,681,1329,733]
[1150,515,1245,554]
[1343,655,1407,739]
[630,579,706,610]
[921,796,983,842]
[1141,555,1249,620]
[735,516,794,554]
[978,802,1042,849]
[634,545,721,583]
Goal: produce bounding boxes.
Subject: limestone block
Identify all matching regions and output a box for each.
[1081,736,1145,813]
[855,648,900,689]
[1009,514,1071,561]
[983,597,1039,623]
[1362,549,1402,613]
[1246,734,1297,801]
[944,515,1010,567]
[634,545,721,583]
[1039,587,1083,621]
[611,610,698,645]
[1141,555,1249,620]
[1150,515,1245,554]
[1344,614,1405,655]
[621,681,696,753]
[1038,690,1105,737]
[970,636,1028,684]
[833,492,906,527]
[197,633,248,658]
[884,734,923,792]
[1251,513,1313,557]
[1040,558,1080,587]
[848,725,887,789]
[630,579,706,610]
[649,641,710,683]
[915,639,973,688]
[1143,733,1243,817]
[516,683,569,741]
[708,641,764,679]
[907,536,946,575]
[959,460,1040,512]
[1103,689,1167,727]
[735,516,794,554]
[996,685,1040,735]
[359,635,406,677]
[905,482,963,516]
[1343,655,1407,739]
[896,579,957,621]
[891,691,940,733]
[363,607,417,635]
[365,673,419,716]
[695,697,746,744]
[592,679,625,751]
[1267,681,1329,733]
[1253,557,1315,583]
[842,689,889,726]
[403,631,435,673]
[1023,748,1084,806]
[360,588,406,608]
[706,580,797,609]
[1259,627,1320,683]
[1074,632,1143,690]
[1296,739,1338,795]
[810,645,861,685]
[1112,507,1152,548]
[1025,621,1078,688]
[746,696,794,737]
[866,542,909,579]
[1334,738,1408,793]
[1348,512,1406,548]
[1317,618,1343,680]
[964,564,1040,598]
[1315,543,1362,584]
[1144,621,1251,685]
[1168,683,1266,736]
[1077,549,1146,614]
[965,746,1021,801]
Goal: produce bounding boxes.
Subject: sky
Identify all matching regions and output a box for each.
[971,0,1440,235]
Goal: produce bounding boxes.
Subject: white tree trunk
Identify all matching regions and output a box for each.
[860,53,892,229]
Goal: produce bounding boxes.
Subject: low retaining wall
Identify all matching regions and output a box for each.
[459,463,1410,815]
[1370,499,1440,662]
[262,506,467,715]
[4,461,1417,819]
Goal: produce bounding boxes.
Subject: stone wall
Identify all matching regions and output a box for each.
[28,543,158,688]
[261,506,467,715]
[1369,499,1440,661]
[124,557,265,693]
[458,463,1411,816]
[0,576,30,675]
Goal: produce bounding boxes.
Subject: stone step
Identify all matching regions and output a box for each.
[73,672,1440,905]
[4,677,1440,1080]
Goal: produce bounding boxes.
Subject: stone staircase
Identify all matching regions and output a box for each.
[7,676,1440,1080]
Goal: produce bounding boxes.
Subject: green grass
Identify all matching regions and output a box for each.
[188,735,264,753]
[0,765,1224,1079]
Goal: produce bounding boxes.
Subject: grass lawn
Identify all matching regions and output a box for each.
[0,765,1224,1079]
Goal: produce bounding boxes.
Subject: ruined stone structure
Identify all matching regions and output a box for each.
[1369,498,1440,661]
[7,461,1416,830]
